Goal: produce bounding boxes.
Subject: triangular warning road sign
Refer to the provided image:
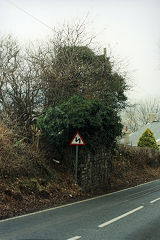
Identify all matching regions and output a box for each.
[70,132,85,145]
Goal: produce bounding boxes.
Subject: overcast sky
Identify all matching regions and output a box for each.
[0,0,160,101]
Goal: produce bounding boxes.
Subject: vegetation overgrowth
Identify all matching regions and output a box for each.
[0,23,128,150]
[37,95,123,151]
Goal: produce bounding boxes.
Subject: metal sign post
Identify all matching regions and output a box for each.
[70,131,85,182]
[75,145,79,182]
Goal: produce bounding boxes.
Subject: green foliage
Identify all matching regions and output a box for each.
[37,95,123,151]
[138,128,159,150]
[46,45,127,110]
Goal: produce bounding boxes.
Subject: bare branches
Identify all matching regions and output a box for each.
[122,97,160,132]
[0,35,43,130]
[53,16,95,48]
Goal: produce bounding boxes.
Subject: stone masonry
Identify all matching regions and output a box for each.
[78,148,112,191]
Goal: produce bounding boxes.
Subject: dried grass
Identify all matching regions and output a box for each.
[0,121,54,180]
[110,145,160,190]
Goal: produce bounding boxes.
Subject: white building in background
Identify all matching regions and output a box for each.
[120,113,160,148]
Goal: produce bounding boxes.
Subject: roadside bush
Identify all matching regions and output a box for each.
[138,128,159,150]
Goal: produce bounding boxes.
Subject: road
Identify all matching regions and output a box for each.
[1,179,160,240]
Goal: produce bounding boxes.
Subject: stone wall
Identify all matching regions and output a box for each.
[77,148,112,191]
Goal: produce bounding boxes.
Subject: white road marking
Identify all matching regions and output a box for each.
[98,206,144,228]
[67,236,81,240]
[0,179,159,223]
[150,197,160,203]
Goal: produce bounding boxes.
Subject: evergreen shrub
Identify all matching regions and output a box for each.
[37,95,123,151]
[138,128,159,150]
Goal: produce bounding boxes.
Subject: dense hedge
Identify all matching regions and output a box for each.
[116,145,160,168]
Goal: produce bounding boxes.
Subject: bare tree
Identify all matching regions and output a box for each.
[122,97,160,132]
[27,20,98,106]
[0,35,43,131]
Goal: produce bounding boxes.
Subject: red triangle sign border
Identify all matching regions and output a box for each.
[70,131,85,145]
